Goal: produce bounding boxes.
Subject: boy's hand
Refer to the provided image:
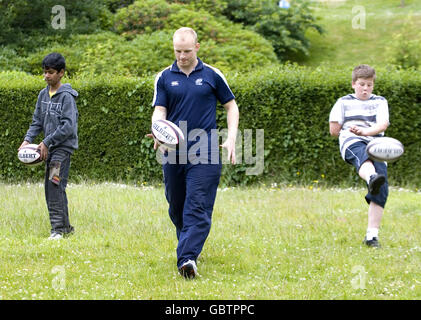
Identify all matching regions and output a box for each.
[349,125,366,136]
[18,141,29,151]
[38,142,48,160]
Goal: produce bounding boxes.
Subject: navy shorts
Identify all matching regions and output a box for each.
[344,141,389,208]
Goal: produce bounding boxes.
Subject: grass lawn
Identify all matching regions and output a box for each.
[0,182,420,300]
[300,0,421,67]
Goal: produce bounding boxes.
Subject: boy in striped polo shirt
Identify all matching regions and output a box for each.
[329,65,389,248]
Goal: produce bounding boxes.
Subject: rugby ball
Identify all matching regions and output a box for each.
[366,137,404,162]
[18,144,43,166]
[151,119,184,148]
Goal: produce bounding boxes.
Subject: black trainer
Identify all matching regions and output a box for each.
[363,236,381,248]
[368,174,386,195]
[178,260,198,279]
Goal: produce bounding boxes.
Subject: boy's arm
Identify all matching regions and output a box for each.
[43,94,77,148]
[329,122,342,137]
[329,99,343,137]
[349,121,389,136]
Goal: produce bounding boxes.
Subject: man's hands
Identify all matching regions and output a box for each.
[146,133,168,153]
[146,133,236,164]
[220,137,236,164]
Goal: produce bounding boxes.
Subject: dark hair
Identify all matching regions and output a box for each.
[42,52,66,72]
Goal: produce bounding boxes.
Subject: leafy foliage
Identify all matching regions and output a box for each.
[1,66,420,186]
[0,0,323,76]
[4,31,174,77]
[8,27,275,77]
[222,0,323,60]
[386,16,421,69]
[2,1,279,77]
[167,0,228,15]
[113,0,174,37]
[0,0,112,46]
[104,0,135,13]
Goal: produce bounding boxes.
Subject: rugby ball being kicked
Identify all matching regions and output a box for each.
[366,137,404,162]
[151,119,185,149]
[18,144,43,166]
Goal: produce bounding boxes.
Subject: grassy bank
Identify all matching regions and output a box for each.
[300,0,421,67]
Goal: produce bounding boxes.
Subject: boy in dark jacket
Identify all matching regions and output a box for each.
[19,53,79,240]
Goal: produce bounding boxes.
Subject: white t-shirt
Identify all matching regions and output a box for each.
[329,94,389,159]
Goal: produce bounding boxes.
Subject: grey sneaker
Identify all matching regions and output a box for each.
[179,260,198,279]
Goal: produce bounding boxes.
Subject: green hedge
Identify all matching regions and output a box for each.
[1,65,420,187]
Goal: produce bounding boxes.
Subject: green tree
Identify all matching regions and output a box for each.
[222,0,323,61]
[104,0,135,13]
[386,17,421,69]
[113,0,173,37]
[165,8,279,71]
[0,0,112,46]
[166,0,228,15]
[112,1,279,74]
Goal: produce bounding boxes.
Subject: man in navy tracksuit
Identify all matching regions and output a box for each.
[151,27,239,279]
[19,53,78,240]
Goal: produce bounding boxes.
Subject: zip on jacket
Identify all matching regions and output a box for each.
[24,83,79,154]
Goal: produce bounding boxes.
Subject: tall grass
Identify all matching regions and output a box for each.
[0,182,420,300]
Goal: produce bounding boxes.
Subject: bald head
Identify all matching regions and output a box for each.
[173,27,198,45]
[172,27,200,73]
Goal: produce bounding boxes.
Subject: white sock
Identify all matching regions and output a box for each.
[366,228,379,240]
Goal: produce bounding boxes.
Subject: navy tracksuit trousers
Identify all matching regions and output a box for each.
[163,161,222,268]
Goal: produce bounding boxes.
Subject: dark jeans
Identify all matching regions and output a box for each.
[44,148,73,234]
